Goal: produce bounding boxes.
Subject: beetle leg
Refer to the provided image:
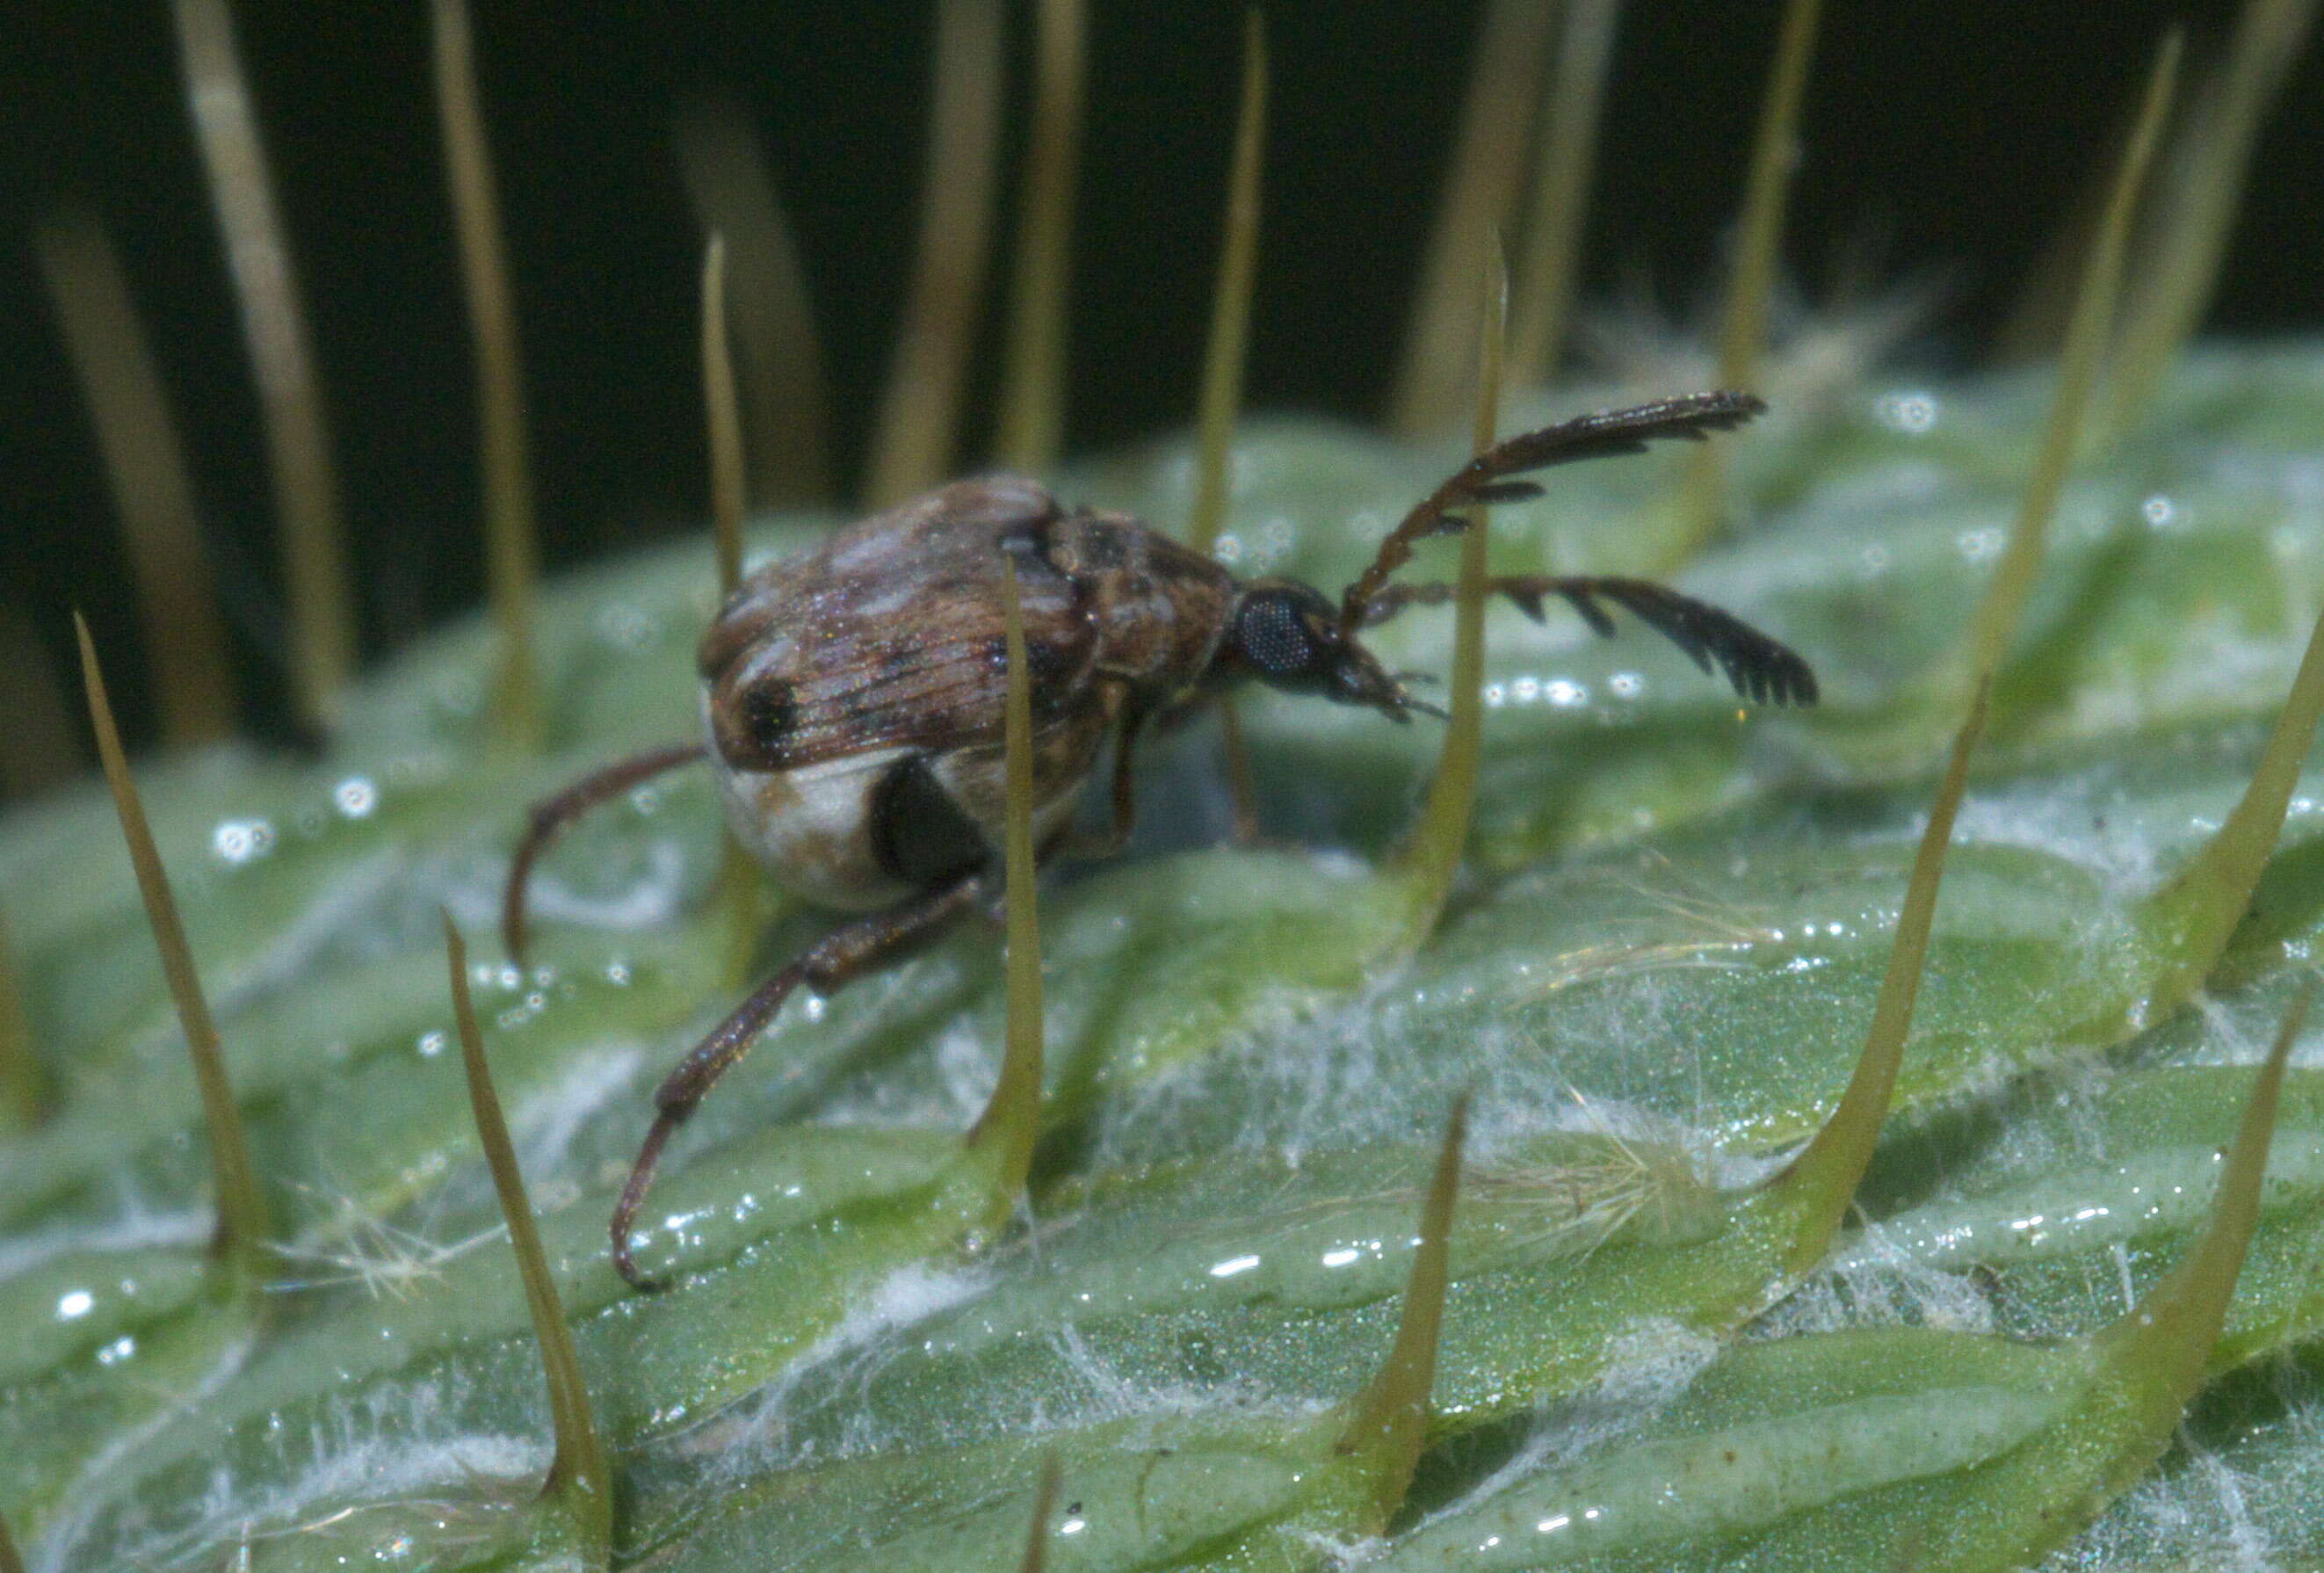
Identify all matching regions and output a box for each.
[1357,575,1818,707]
[612,874,987,1289]
[1053,708,1143,863]
[503,742,706,966]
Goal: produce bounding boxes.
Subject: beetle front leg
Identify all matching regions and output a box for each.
[503,741,707,965]
[1051,708,1143,863]
[611,874,988,1289]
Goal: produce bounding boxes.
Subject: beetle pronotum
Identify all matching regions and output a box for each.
[503,390,1816,1287]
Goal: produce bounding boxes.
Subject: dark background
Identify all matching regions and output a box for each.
[2,1,2320,765]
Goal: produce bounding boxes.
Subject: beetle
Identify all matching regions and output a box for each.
[502,390,1816,1287]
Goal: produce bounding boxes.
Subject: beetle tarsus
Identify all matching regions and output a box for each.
[608,874,988,1292]
[501,741,706,967]
[611,1113,682,1290]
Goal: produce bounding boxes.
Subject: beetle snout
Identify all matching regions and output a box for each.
[1329,640,1427,721]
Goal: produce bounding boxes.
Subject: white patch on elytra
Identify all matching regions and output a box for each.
[722,749,907,912]
[848,583,922,620]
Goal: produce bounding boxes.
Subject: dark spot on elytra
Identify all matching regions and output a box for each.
[996,515,1065,578]
[741,682,796,753]
[986,634,1081,713]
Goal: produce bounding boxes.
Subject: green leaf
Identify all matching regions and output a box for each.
[11,351,2324,1570]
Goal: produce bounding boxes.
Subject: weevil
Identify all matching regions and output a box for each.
[503,390,1816,1287]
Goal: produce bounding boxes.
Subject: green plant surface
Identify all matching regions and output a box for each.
[8,350,2324,1569]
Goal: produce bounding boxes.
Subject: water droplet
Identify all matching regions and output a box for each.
[1874,390,1938,433]
[1956,526,2004,562]
[594,602,658,651]
[332,776,378,818]
[211,819,275,864]
[55,1289,94,1321]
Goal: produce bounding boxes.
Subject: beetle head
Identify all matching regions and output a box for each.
[1226,579,1440,721]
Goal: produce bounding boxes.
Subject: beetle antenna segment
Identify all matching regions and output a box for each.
[1362,574,1817,706]
[501,741,706,967]
[611,876,986,1288]
[1336,391,1765,639]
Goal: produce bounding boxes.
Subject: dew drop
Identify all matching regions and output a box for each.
[332,776,378,818]
[1874,390,1938,432]
[1956,526,2004,562]
[212,819,275,864]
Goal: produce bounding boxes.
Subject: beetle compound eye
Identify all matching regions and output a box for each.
[1234,586,1330,682]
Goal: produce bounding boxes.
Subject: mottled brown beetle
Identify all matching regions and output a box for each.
[503,390,1816,1287]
